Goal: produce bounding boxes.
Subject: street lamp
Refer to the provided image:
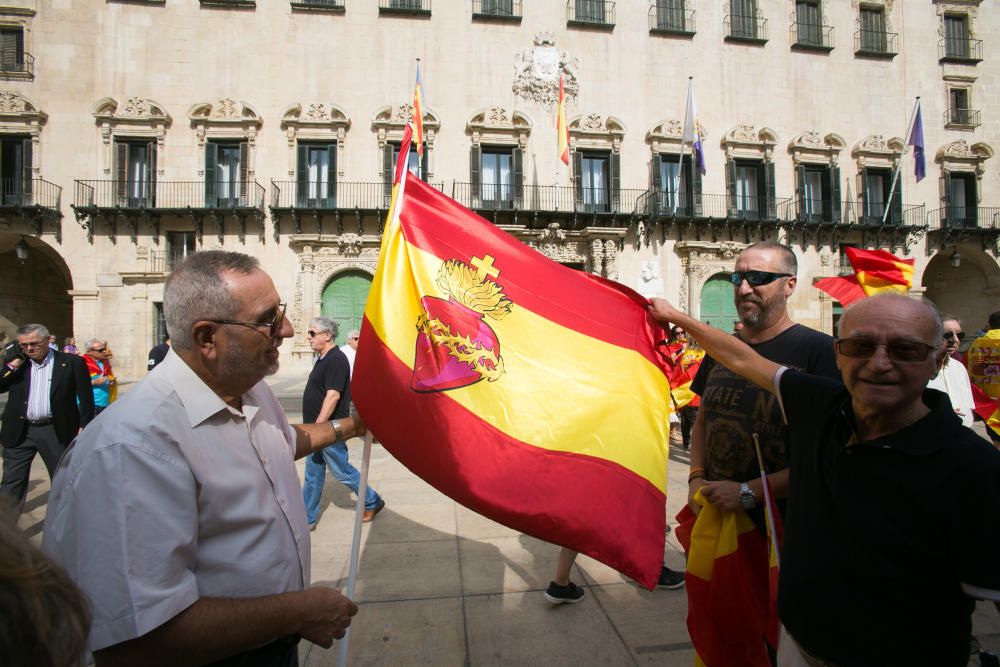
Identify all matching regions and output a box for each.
[14,237,28,263]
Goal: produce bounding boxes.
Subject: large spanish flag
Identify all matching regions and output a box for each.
[814,246,914,306]
[353,130,671,589]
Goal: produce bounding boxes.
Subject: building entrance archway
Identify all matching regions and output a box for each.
[922,247,999,333]
[0,235,73,344]
[699,272,738,330]
[321,270,372,345]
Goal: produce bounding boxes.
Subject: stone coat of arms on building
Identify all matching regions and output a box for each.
[513,33,579,111]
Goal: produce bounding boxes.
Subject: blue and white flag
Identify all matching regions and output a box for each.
[908,100,925,182]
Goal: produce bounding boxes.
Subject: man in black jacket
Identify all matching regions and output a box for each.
[0,323,94,515]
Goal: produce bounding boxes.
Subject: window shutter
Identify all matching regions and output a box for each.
[764,162,775,218]
[238,141,249,204]
[13,29,22,66]
[795,165,806,221]
[469,145,481,206]
[421,145,430,181]
[512,147,523,206]
[20,137,31,199]
[651,153,661,189]
[147,140,157,206]
[857,168,867,220]
[296,144,308,206]
[890,173,902,225]
[726,159,737,214]
[383,144,394,203]
[692,156,703,216]
[610,152,621,212]
[327,143,337,205]
[205,142,218,207]
[115,142,128,203]
[968,176,979,227]
[830,166,842,223]
[573,151,583,206]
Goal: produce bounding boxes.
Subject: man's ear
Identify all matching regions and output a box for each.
[191,322,217,354]
[784,276,797,296]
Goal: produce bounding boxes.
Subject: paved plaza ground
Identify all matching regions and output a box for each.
[12,379,1000,666]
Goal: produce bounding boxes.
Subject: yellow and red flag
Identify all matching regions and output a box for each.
[353,131,672,588]
[969,382,1000,437]
[412,62,425,157]
[814,246,914,306]
[675,491,777,667]
[665,347,704,410]
[557,74,569,166]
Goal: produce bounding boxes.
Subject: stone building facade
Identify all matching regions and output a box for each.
[1,0,997,379]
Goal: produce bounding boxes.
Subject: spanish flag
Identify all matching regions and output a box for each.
[664,347,703,410]
[412,62,425,157]
[557,74,569,166]
[813,246,914,307]
[970,381,1000,437]
[352,128,671,588]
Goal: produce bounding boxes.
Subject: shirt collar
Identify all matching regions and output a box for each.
[159,349,264,428]
[30,349,54,369]
[839,388,956,456]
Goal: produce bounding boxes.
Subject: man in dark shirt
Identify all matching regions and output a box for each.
[650,292,1000,667]
[147,335,170,371]
[301,317,384,530]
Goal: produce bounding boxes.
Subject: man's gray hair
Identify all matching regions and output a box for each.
[16,324,49,341]
[347,329,360,339]
[310,317,339,339]
[838,294,944,346]
[165,251,260,351]
[83,339,105,352]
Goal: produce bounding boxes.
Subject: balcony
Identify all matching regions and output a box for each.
[724,13,767,44]
[567,0,614,30]
[452,182,643,218]
[649,5,695,36]
[854,29,897,59]
[73,180,266,243]
[0,52,33,80]
[791,21,834,52]
[472,0,520,21]
[0,177,63,237]
[199,0,256,7]
[379,0,430,16]
[944,108,981,129]
[929,206,1000,231]
[636,190,791,221]
[290,0,344,12]
[784,200,925,227]
[939,37,983,64]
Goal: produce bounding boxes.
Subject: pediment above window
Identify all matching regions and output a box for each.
[188,99,262,146]
[466,107,532,147]
[851,134,904,169]
[788,130,846,166]
[568,113,624,152]
[721,124,777,160]
[936,140,993,175]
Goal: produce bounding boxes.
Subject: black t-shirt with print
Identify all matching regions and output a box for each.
[302,347,351,424]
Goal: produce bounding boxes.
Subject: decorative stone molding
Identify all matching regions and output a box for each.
[512,32,579,111]
[92,97,172,176]
[499,223,624,277]
[851,0,896,32]
[934,1,981,36]
[721,124,778,161]
[0,91,46,177]
[675,241,745,317]
[851,134,904,170]
[646,118,708,155]
[280,103,351,178]
[466,107,532,148]
[372,104,441,180]
[788,131,846,166]
[188,99,262,177]
[936,140,993,176]
[568,114,625,153]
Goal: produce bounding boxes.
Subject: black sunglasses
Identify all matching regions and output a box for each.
[91,347,107,353]
[210,302,287,338]
[307,330,331,339]
[943,331,964,342]
[835,337,936,363]
[730,271,793,287]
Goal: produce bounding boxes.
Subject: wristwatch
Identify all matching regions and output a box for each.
[739,483,757,510]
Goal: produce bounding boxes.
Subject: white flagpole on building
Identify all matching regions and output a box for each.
[675,77,694,215]
[882,97,921,225]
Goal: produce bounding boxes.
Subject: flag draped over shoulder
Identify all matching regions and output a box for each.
[353,131,671,589]
[557,74,569,166]
[675,491,777,667]
[813,246,914,307]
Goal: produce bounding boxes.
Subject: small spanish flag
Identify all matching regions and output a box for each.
[814,246,914,306]
[557,74,569,166]
[412,62,425,158]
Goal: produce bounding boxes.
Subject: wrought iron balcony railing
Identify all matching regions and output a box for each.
[74,180,265,210]
[0,52,33,79]
[379,0,430,14]
[725,12,767,42]
[854,29,897,57]
[782,200,925,226]
[567,0,614,28]
[472,0,520,19]
[452,182,644,215]
[290,0,344,10]
[270,181,449,210]
[928,206,1000,230]
[635,191,793,221]
[0,178,61,210]
[939,37,983,63]
[649,5,695,35]
[792,21,833,50]
[944,108,981,128]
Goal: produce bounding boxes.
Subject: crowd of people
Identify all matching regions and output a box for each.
[1,244,999,666]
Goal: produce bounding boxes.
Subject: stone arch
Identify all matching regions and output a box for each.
[0,233,74,343]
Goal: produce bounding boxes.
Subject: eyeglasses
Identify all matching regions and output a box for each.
[943,331,964,342]
[20,340,45,348]
[349,336,359,341]
[730,271,793,287]
[91,347,107,353]
[835,337,936,362]
[210,302,287,338]
[307,330,331,339]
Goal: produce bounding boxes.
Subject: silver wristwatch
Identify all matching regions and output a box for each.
[739,483,757,510]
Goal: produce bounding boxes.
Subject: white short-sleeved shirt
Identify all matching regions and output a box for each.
[927,357,976,428]
[42,349,310,652]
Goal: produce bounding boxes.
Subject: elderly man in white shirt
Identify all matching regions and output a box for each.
[43,251,365,667]
[927,314,976,427]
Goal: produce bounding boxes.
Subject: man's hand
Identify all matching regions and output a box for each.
[6,356,23,370]
[687,478,706,515]
[699,481,743,512]
[648,297,683,326]
[295,587,359,648]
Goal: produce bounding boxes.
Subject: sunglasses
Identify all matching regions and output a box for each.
[91,347,107,353]
[210,302,287,338]
[943,331,964,342]
[307,330,330,339]
[835,337,936,363]
[730,271,793,287]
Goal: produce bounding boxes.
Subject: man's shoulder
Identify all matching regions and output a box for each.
[781,323,834,346]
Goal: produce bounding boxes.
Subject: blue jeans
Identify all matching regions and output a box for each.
[302,441,381,524]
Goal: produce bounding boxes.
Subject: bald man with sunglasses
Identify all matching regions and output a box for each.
[650,292,1000,667]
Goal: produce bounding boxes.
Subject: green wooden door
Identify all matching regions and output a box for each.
[699,273,738,330]
[321,271,372,345]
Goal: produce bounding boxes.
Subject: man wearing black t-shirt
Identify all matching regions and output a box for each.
[301,317,384,530]
[650,292,1000,667]
[687,242,839,660]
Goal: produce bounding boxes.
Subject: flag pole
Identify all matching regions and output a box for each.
[337,428,374,667]
[673,77,693,215]
[881,97,920,225]
[752,433,780,568]
[414,58,422,174]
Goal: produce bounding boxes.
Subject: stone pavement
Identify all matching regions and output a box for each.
[13,387,1000,666]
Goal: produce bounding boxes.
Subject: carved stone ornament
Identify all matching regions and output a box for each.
[512,32,580,111]
[337,233,364,256]
[305,103,328,121]
[213,98,239,119]
[538,222,567,243]
[731,124,759,143]
[122,97,149,117]
[0,91,24,113]
[860,135,888,152]
[651,120,683,139]
[582,114,604,131]
[395,104,414,122]
[487,107,509,125]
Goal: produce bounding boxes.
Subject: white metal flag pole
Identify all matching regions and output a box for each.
[674,77,694,215]
[337,428,375,667]
[881,97,920,225]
